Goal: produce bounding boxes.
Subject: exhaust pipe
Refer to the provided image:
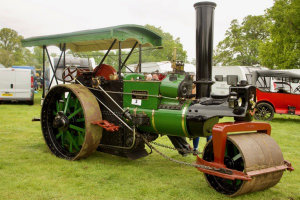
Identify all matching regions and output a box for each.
[194,2,216,99]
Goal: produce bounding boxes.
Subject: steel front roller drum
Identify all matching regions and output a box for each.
[203,133,284,196]
[41,84,102,160]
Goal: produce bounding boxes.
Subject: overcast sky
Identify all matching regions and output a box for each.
[0,0,274,61]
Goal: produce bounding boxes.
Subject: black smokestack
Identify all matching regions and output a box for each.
[194,1,216,99]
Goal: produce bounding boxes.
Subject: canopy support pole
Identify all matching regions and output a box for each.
[118,41,122,77]
[93,39,117,76]
[63,47,66,84]
[48,43,66,91]
[42,45,46,98]
[120,41,138,72]
[45,48,58,87]
[138,44,142,73]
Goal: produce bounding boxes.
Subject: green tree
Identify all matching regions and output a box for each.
[259,0,300,69]
[0,49,14,67]
[0,28,23,52]
[0,27,38,67]
[127,24,187,64]
[31,47,43,68]
[214,15,270,66]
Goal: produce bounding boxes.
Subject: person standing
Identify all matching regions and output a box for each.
[192,136,212,155]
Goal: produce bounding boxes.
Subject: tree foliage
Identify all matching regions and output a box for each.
[0,28,23,52]
[0,28,43,68]
[259,0,300,69]
[214,15,270,66]
[128,24,187,63]
[0,49,14,67]
[214,0,300,69]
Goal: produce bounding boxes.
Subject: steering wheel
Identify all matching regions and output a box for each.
[294,85,300,94]
[62,66,79,82]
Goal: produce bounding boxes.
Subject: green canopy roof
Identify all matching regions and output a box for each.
[22,24,162,52]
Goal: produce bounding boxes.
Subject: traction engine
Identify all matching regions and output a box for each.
[35,2,293,197]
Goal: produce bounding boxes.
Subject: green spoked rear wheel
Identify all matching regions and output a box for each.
[41,84,102,160]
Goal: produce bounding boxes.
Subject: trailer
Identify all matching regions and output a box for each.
[22,2,293,196]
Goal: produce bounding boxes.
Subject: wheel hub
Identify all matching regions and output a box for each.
[53,111,69,130]
[224,156,235,169]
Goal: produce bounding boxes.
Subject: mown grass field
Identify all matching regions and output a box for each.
[0,92,299,200]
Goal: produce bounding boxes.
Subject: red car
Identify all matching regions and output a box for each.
[252,70,300,120]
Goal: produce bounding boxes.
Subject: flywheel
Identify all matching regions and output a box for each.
[203,133,284,196]
[41,84,102,160]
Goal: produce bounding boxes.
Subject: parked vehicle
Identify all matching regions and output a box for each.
[252,70,300,120]
[0,68,34,105]
[211,66,267,96]
[274,69,300,92]
[12,66,38,90]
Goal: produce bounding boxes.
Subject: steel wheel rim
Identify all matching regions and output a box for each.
[41,84,102,160]
[255,105,272,120]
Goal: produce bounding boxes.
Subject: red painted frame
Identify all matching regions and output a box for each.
[195,122,293,180]
[211,122,270,166]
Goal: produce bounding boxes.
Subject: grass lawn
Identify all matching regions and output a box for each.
[0,92,299,200]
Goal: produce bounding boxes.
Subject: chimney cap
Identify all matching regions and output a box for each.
[194,1,216,8]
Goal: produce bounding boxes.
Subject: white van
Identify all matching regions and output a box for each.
[0,68,34,105]
[211,66,267,96]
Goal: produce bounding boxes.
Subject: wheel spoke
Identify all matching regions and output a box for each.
[68,107,83,119]
[232,153,241,161]
[69,140,73,152]
[76,118,85,122]
[65,131,73,152]
[78,132,85,145]
[74,99,79,110]
[56,130,64,139]
[66,131,80,152]
[64,93,71,114]
[69,124,85,133]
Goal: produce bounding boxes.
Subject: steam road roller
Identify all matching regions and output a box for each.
[22,1,293,196]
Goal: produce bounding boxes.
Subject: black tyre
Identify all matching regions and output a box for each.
[254,102,274,121]
[27,94,34,105]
